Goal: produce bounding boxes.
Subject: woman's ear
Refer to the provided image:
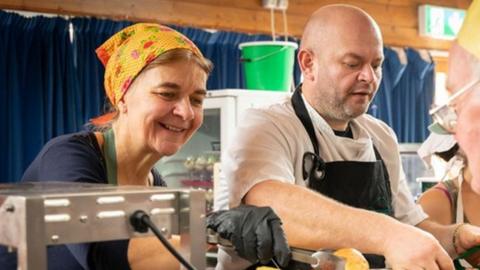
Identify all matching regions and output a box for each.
[298,49,316,82]
[118,101,128,114]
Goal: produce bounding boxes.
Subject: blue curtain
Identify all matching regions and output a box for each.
[369,47,435,143]
[0,11,79,182]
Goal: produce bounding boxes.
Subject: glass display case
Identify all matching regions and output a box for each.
[155,89,290,211]
[398,143,435,199]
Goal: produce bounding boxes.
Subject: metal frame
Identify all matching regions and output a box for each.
[0,182,205,270]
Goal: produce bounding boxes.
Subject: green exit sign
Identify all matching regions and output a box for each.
[419,5,466,40]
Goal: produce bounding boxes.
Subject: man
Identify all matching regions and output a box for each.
[216,4,480,270]
[446,0,480,193]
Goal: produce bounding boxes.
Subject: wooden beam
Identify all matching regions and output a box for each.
[432,56,449,73]
[0,0,472,51]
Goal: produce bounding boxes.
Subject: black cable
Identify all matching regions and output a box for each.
[130,210,197,270]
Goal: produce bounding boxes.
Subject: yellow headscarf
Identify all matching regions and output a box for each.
[93,23,203,124]
[457,0,480,59]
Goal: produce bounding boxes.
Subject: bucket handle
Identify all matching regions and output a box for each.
[240,46,291,63]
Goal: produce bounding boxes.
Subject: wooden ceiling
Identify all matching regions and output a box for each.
[0,0,472,52]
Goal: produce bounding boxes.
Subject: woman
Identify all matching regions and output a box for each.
[418,136,480,268]
[0,23,290,270]
[15,22,210,270]
[418,147,480,226]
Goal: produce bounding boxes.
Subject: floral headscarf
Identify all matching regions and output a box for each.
[93,23,203,124]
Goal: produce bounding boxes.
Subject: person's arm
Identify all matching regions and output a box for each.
[416,220,459,257]
[417,219,480,263]
[127,236,180,270]
[245,180,454,269]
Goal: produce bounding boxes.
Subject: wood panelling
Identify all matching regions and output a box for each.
[0,0,472,51]
[433,56,449,73]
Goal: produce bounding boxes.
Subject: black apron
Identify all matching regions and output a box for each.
[290,86,394,269]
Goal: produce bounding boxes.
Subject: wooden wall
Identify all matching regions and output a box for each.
[0,0,472,71]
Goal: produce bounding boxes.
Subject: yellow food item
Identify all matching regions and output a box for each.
[334,248,370,270]
[256,267,277,270]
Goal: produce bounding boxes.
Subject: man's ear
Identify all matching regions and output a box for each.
[298,49,315,81]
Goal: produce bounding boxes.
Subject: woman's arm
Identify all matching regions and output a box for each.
[128,236,180,270]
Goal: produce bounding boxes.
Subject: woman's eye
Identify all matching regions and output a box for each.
[190,96,204,107]
[157,92,176,99]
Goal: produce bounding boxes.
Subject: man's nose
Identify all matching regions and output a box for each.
[358,65,377,83]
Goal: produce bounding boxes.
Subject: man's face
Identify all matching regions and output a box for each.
[447,42,480,193]
[447,43,475,96]
[305,27,384,123]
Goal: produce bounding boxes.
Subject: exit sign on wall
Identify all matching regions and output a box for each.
[418,5,466,40]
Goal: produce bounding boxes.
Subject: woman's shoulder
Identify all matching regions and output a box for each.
[45,131,95,146]
[417,182,455,225]
[21,131,106,183]
[40,131,101,157]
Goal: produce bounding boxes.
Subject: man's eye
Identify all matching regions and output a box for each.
[373,61,383,70]
[345,62,359,68]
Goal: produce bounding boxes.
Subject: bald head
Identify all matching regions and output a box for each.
[301,4,383,51]
[297,4,385,129]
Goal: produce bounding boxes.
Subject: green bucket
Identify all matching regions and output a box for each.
[239,41,298,91]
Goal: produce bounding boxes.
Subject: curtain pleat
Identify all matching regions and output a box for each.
[369,47,435,143]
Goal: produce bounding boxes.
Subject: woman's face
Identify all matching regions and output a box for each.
[119,58,208,157]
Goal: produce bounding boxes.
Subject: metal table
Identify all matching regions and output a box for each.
[0,181,205,270]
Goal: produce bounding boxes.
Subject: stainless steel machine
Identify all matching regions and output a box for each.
[0,181,206,270]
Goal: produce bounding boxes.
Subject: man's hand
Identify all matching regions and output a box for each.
[454,224,480,266]
[384,222,454,270]
[206,205,291,267]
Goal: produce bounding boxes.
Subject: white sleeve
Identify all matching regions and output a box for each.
[222,108,297,208]
[392,163,429,225]
[379,124,428,225]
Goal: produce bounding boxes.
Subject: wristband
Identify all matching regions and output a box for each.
[453,223,467,255]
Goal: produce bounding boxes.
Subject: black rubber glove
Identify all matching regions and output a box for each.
[206,205,291,267]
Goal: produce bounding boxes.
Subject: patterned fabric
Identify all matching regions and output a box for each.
[458,0,480,59]
[94,23,203,123]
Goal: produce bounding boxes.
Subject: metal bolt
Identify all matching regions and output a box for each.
[51,235,59,243]
[79,215,88,223]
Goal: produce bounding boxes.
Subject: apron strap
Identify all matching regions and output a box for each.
[102,129,118,185]
[291,86,320,155]
[456,169,465,223]
[372,144,382,160]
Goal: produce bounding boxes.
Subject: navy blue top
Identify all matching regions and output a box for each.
[0,132,166,270]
